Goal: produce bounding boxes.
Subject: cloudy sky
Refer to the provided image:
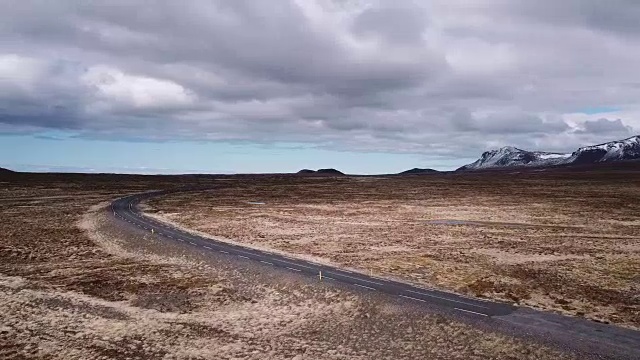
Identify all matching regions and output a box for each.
[1,0,639,173]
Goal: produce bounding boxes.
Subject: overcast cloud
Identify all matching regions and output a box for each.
[1,0,639,159]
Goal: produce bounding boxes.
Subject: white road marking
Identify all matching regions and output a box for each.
[203,246,212,250]
[238,255,250,259]
[260,261,274,265]
[407,286,493,303]
[399,295,427,303]
[330,272,384,286]
[275,258,313,270]
[406,290,488,309]
[286,267,301,272]
[220,250,229,254]
[188,241,197,246]
[454,308,488,317]
[353,283,376,291]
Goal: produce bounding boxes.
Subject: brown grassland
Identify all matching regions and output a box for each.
[147,166,640,329]
[0,172,577,359]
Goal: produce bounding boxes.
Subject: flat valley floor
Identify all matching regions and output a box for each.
[146,167,640,330]
[1,167,638,359]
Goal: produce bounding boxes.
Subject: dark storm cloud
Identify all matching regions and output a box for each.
[352,3,428,45]
[579,118,633,135]
[506,0,640,36]
[451,110,569,134]
[0,0,639,161]
[0,56,86,129]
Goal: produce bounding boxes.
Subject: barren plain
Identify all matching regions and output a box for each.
[0,172,579,359]
[147,168,640,329]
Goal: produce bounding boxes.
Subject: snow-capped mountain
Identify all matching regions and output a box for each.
[567,135,640,164]
[457,147,570,171]
[458,135,640,171]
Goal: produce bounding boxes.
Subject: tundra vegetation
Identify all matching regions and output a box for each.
[148,167,640,329]
[1,172,576,359]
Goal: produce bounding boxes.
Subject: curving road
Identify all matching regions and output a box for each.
[111,190,640,359]
[111,191,512,317]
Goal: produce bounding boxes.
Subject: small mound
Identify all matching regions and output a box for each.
[399,168,438,175]
[0,167,15,173]
[296,168,344,176]
[316,168,344,175]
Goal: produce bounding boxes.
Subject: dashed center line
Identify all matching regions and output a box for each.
[352,283,376,291]
[454,307,488,317]
[276,258,313,270]
[406,289,488,309]
[331,272,384,287]
[260,261,274,265]
[399,295,427,303]
[286,267,301,272]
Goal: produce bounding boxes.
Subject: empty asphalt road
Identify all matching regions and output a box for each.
[111,190,640,359]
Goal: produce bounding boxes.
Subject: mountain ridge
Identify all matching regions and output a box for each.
[458,135,640,171]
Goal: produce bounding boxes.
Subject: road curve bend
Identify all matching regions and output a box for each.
[111,191,512,317]
[110,190,640,359]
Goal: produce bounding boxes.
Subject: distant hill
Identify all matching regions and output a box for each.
[458,135,640,171]
[296,168,344,176]
[399,168,438,175]
[0,167,15,174]
[316,168,343,175]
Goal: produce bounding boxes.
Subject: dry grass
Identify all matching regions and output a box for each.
[0,173,574,359]
[147,170,640,329]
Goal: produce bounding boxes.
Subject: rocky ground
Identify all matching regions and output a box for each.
[147,168,640,329]
[0,173,577,359]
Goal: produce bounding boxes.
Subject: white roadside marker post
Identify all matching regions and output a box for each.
[151,228,154,234]
[319,270,322,281]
